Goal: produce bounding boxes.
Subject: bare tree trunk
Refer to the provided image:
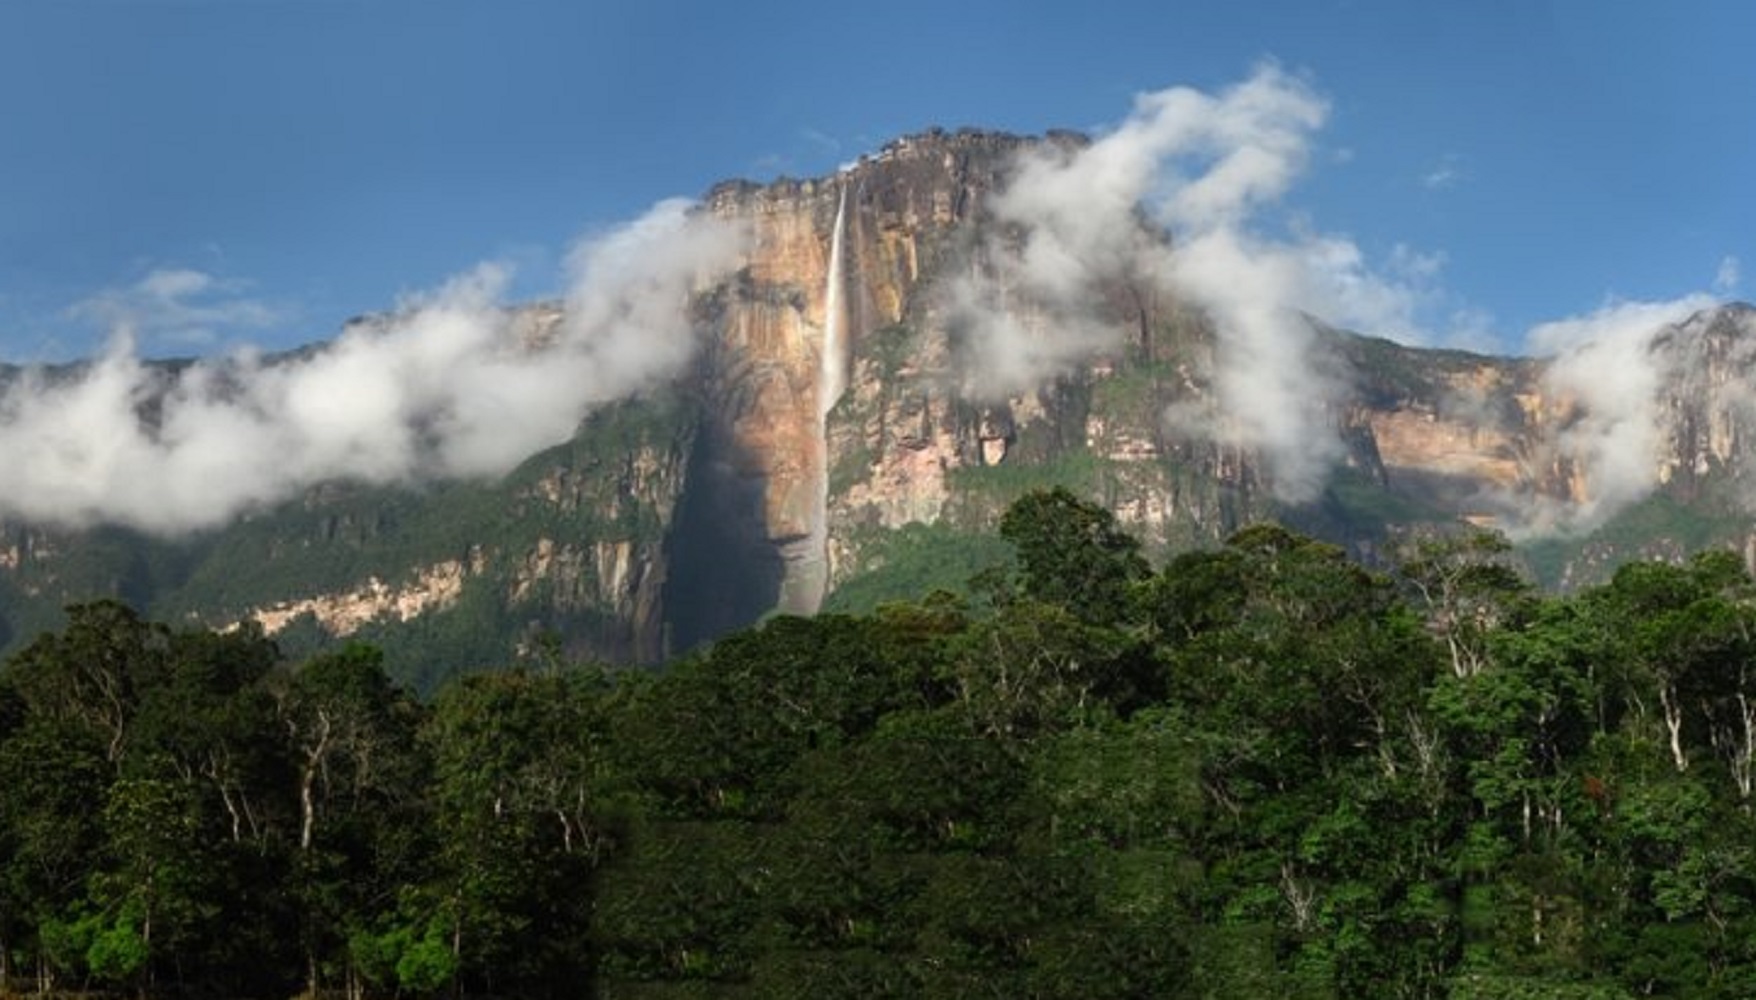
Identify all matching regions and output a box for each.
[1661,684,1688,772]
[1280,862,1317,932]
[143,886,154,997]
[300,710,333,851]
[1737,693,1756,799]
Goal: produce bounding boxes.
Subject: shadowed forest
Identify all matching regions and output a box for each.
[5,489,1756,998]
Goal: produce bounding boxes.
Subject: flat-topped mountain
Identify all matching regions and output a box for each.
[2,128,1751,688]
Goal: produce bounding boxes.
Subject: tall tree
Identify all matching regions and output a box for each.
[272,642,427,998]
[999,487,1150,626]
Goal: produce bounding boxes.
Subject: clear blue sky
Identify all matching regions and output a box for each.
[2,0,1752,360]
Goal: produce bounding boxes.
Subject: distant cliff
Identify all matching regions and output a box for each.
[2,129,1754,688]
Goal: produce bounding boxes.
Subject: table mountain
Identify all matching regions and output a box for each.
[3,129,1752,689]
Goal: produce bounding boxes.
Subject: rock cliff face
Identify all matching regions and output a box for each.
[691,133,1495,601]
[689,131,1756,608]
[668,131,1047,643]
[3,130,1756,686]
[689,129,1279,615]
[0,389,698,688]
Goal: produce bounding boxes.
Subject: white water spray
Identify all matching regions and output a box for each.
[820,184,850,419]
[791,183,851,612]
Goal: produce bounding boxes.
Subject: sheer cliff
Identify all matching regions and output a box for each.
[2,131,1755,687]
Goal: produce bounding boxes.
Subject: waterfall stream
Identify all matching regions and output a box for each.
[799,184,850,611]
[821,184,849,420]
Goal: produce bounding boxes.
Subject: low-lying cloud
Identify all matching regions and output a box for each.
[1508,294,1723,536]
[945,63,1466,501]
[0,199,745,534]
[942,65,1748,526]
[7,65,1741,541]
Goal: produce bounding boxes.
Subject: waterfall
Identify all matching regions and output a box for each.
[793,183,850,613]
[821,184,849,419]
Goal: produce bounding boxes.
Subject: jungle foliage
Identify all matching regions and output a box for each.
[5,488,1756,998]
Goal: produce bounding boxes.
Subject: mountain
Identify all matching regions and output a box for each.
[2,128,1753,689]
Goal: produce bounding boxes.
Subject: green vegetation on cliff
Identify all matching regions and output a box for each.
[0,391,697,688]
[823,521,1015,614]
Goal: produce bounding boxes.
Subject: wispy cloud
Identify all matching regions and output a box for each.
[1421,153,1463,191]
[750,128,861,179]
[1716,254,1741,294]
[800,127,843,157]
[69,268,282,350]
[943,63,1478,500]
[1509,294,1720,535]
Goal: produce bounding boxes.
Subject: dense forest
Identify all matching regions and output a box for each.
[5,489,1756,998]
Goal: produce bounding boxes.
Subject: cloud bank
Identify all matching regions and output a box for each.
[0,199,745,534]
[945,64,1465,501]
[7,65,1739,541]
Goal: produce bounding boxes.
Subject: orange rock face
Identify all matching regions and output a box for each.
[1368,407,1524,488]
[700,131,1035,612]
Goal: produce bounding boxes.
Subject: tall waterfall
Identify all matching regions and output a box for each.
[820,184,850,420]
[793,183,850,613]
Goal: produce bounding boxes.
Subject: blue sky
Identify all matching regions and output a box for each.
[2,0,1752,361]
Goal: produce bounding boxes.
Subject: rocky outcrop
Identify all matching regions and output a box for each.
[1653,306,1756,491]
[248,559,472,636]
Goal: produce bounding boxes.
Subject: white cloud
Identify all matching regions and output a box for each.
[941,64,1342,499]
[1421,153,1463,191]
[1716,254,1741,293]
[800,127,843,156]
[69,267,282,349]
[1388,243,1447,281]
[942,63,1478,499]
[1290,231,1448,344]
[1440,305,1501,353]
[1508,294,1719,535]
[0,200,746,534]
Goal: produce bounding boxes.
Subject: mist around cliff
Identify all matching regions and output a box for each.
[0,199,745,534]
[948,65,1746,528]
[946,63,1469,503]
[1504,294,1746,537]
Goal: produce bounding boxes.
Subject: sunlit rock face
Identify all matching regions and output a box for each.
[691,129,1333,609]
[4,130,1756,674]
[687,130,1047,620]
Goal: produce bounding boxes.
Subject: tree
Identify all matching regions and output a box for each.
[421,666,609,995]
[999,487,1150,626]
[273,642,427,998]
[1591,555,1756,778]
[0,603,167,992]
[3,601,169,769]
[1397,528,1531,679]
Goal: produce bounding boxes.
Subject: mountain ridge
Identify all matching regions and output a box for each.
[1,127,1752,688]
